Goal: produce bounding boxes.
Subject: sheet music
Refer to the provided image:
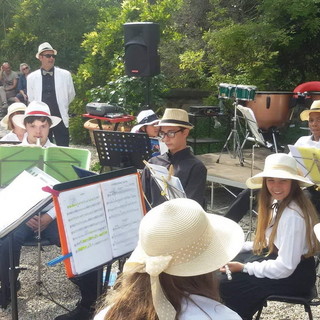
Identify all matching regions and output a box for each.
[100,174,143,257]
[57,184,112,275]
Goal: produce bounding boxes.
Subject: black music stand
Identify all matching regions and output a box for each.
[93,130,152,171]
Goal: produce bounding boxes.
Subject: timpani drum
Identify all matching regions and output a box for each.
[235,85,257,101]
[218,83,237,99]
[245,91,294,130]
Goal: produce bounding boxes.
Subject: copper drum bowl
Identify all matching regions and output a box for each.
[245,91,294,130]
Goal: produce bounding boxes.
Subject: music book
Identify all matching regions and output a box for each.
[0,145,91,187]
[288,145,320,184]
[0,167,58,238]
[144,162,186,200]
[51,167,146,278]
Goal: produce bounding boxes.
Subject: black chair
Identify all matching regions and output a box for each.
[255,255,320,320]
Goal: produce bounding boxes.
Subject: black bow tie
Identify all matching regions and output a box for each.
[42,70,53,76]
[270,202,280,212]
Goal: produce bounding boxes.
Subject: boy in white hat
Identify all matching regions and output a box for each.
[27,42,75,147]
[142,108,207,209]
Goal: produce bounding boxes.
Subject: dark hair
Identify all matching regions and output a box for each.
[24,116,52,126]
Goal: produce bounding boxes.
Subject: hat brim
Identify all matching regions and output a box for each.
[125,213,244,277]
[1,106,27,130]
[13,114,61,129]
[131,119,159,133]
[300,109,320,121]
[155,121,193,129]
[36,48,57,59]
[246,169,314,189]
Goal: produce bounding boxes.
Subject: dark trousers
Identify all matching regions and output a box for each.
[220,252,316,320]
[49,120,70,147]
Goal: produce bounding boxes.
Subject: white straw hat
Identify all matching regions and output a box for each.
[300,100,320,121]
[156,108,193,129]
[124,198,244,320]
[246,153,313,189]
[131,109,159,133]
[0,102,27,130]
[12,101,61,129]
[36,42,57,59]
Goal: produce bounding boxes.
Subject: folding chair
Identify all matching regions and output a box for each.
[236,105,279,153]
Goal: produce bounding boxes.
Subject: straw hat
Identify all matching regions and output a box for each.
[1,102,27,130]
[314,223,320,242]
[131,109,159,133]
[12,101,61,129]
[246,153,313,189]
[156,108,193,129]
[124,198,244,320]
[36,42,57,59]
[300,100,320,121]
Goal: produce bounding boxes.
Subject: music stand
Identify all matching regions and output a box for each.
[93,130,152,171]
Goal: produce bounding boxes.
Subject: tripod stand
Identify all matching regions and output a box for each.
[216,99,244,165]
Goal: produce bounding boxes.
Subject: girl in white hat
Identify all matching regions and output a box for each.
[94,198,244,320]
[220,153,320,320]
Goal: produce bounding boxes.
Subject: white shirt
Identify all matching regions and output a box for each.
[294,135,320,148]
[0,131,26,142]
[93,294,241,320]
[244,201,307,279]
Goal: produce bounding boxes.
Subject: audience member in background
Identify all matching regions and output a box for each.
[27,42,75,146]
[131,109,167,156]
[15,63,30,104]
[94,198,244,320]
[0,62,19,113]
[220,153,320,320]
[142,108,207,209]
[0,102,27,142]
[225,99,320,223]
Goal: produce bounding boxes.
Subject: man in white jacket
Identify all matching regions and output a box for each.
[27,42,75,146]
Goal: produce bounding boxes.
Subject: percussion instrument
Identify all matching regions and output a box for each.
[235,85,257,101]
[218,83,237,99]
[245,91,294,130]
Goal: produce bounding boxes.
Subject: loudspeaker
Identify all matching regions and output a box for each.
[124,22,160,77]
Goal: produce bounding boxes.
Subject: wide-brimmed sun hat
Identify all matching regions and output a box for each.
[1,102,27,130]
[12,101,61,129]
[300,100,320,121]
[131,109,159,133]
[123,198,244,320]
[246,153,313,189]
[155,108,193,129]
[36,42,57,59]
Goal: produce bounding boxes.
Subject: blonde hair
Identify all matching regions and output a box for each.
[253,178,320,257]
[96,270,220,320]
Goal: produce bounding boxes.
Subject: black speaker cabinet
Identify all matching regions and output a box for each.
[124,22,160,77]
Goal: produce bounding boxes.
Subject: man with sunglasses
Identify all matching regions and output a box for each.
[142,108,207,209]
[27,42,75,146]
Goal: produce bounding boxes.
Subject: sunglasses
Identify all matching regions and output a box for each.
[41,54,56,58]
[22,66,29,71]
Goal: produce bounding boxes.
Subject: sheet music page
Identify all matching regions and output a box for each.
[57,184,112,275]
[0,170,51,234]
[100,174,144,257]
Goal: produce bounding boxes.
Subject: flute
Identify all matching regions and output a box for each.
[225,264,232,281]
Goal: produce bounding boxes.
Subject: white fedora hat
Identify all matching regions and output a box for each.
[300,100,320,121]
[131,109,159,133]
[1,102,27,130]
[123,198,244,319]
[246,153,313,189]
[36,42,57,59]
[12,101,61,129]
[156,108,193,129]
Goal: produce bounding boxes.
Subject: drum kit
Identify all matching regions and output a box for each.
[216,83,257,165]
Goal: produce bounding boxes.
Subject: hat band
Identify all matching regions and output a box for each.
[266,164,298,176]
[139,113,158,125]
[159,119,192,126]
[310,108,320,111]
[26,111,51,116]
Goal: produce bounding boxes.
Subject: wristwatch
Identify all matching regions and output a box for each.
[242,264,248,273]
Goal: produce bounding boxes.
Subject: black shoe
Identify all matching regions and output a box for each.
[54,303,94,320]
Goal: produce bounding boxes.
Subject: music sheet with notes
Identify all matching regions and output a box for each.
[54,171,144,277]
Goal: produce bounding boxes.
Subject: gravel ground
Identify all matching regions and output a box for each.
[1,126,320,319]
